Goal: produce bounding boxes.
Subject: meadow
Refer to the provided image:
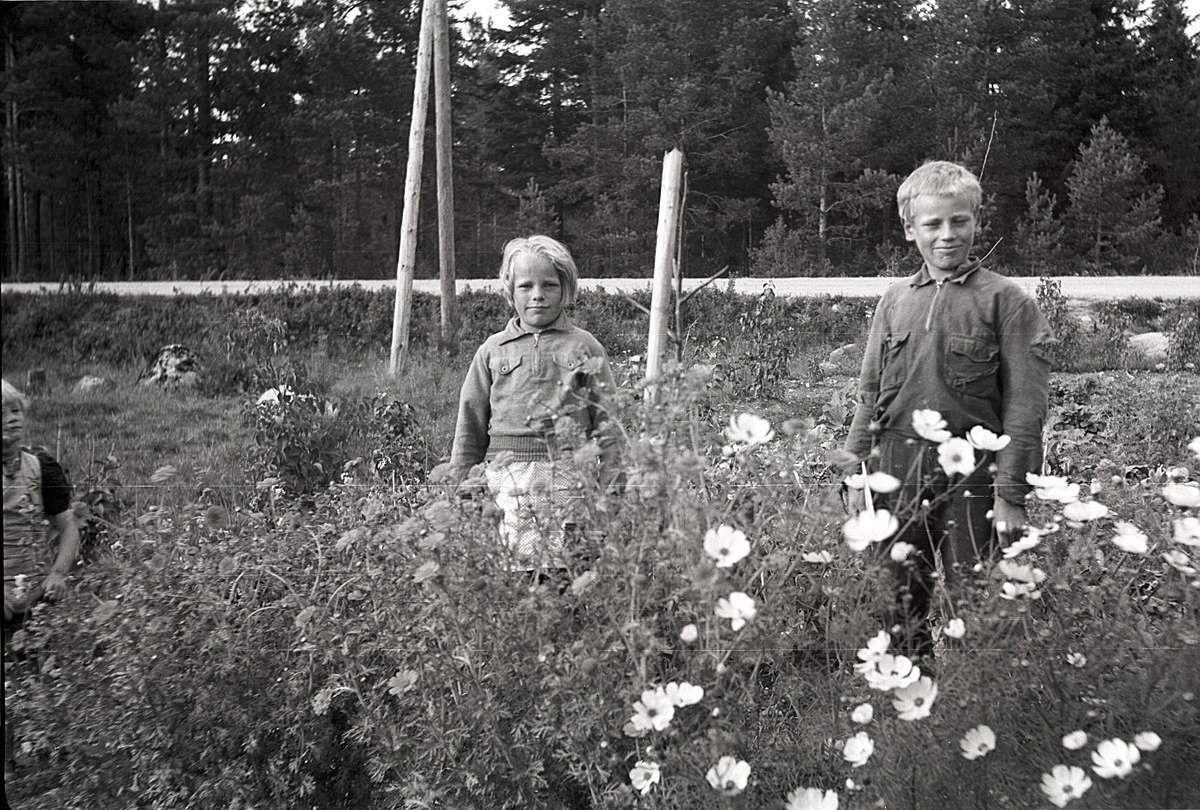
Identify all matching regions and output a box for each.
[3,283,1200,810]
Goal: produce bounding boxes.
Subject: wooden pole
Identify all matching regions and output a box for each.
[433,0,458,355]
[644,148,684,400]
[389,0,436,376]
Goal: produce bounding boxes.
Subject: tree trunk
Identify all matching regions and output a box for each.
[433,0,457,354]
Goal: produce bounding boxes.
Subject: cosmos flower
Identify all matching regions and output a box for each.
[1111,522,1150,554]
[892,675,938,720]
[845,471,902,493]
[785,787,839,810]
[1091,738,1141,779]
[1133,731,1162,752]
[966,425,1011,452]
[1066,652,1087,668]
[1062,731,1088,750]
[679,623,699,643]
[725,413,775,448]
[959,725,996,760]
[850,703,874,725]
[801,550,834,564]
[1174,516,1200,547]
[1162,549,1197,575]
[854,631,891,673]
[663,681,704,707]
[890,541,917,562]
[943,618,966,639]
[842,732,874,768]
[1163,482,1200,509]
[1041,765,1093,808]
[1026,472,1081,504]
[1001,531,1042,558]
[705,756,751,795]
[704,524,751,568]
[862,654,921,692]
[843,510,899,551]
[715,592,757,631]
[912,409,952,443]
[629,760,660,795]
[629,687,675,733]
[937,438,977,477]
[1062,500,1110,522]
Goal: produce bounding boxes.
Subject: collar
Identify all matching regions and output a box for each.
[908,261,982,288]
[498,313,572,344]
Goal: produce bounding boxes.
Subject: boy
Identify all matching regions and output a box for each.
[842,161,1055,655]
[448,236,620,568]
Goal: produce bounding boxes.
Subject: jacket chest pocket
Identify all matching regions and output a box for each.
[945,335,999,398]
[879,332,910,394]
[489,355,526,396]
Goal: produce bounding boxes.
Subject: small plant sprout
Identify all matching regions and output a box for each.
[912,409,952,443]
[785,786,839,810]
[959,725,996,760]
[715,592,757,631]
[1091,738,1141,778]
[892,675,938,721]
[704,524,750,568]
[842,732,874,768]
[1062,730,1088,750]
[966,425,1011,452]
[1041,765,1094,808]
[629,760,660,795]
[937,438,976,477]
[1111,521,1150,554]
[705,756,751,795]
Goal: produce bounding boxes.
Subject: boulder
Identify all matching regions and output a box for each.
[1127,332,1169,364]
[72,375,114,394]
[137,344,203,389]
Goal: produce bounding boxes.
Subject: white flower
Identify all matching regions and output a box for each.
[1165,466,1190,481]
[850,703,874,725]
[679,623,699,643]
[997,560,1048,584]
[890,541,917,562]
[715,592,757,631]
[629,760,660,795]
[865,472,901,493]
[1174,516,1200,547]
[1163,549,1197,575]
[663,681,704,707]
[842,732,874,767]
[854,630,891,672]
[959,725,996,760]
[1111,521,1150,554]
[629,687,675,732]
[1189,436,1200,460]
[1041,764,1093,808]
[705,756,751,795]
[1001,531,1042,558]
[1062,730,1088,750]
[937,438,976,477]
[801,550,833,564]
[862,654,921,692]
[704,524,751,568]
[966,425,1011,452]
[1092,738,1141,779]
[1133,731,1162,752]
[1163,482,1200,509]
[842,509,899,551]
[1000,581,1041,600]
[725,413,774,447]
[943,618,966,639]
[892,675,938,721]
[912,409,952,443]
[1066,652,1087,668]
[1062,500,1110,522]
[785,786,839,810]
[1027,472,1081,504]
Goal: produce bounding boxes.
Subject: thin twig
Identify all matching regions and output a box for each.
[678,265,731,305]
[979,110,998,182]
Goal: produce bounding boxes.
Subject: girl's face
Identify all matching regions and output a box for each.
[3,398,25,453]
[511,251,564,330]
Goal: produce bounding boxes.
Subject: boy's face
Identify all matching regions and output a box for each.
[3,398,25,454]
[904,192,977,278]
[511,251,564,330]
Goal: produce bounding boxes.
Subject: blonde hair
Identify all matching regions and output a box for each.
[2,378,28,411]
[499,235,579,308]
[896,161,982,226]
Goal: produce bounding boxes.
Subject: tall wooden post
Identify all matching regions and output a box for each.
[390,0,436,376]
[433,0,458,354]
[645,148,684,400]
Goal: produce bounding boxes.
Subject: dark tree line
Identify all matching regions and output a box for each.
[2,0,1197,282]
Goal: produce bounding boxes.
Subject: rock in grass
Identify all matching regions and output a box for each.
[72,375,114,394]
[137,344,203,389]
[1127,332,1168,364]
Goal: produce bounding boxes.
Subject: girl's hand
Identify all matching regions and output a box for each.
[41,572,68,601]
[993,498,1027,541]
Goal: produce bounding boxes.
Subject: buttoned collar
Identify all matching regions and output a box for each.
[498,313,572,344]
[908,261,982,288]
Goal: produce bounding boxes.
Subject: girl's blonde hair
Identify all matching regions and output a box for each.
[896,160,983,226]
[499,235,579,308]
[2,378,28,410]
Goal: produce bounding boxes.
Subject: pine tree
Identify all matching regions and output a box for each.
[1065,118,1164,274]
[1014,173,1066,275]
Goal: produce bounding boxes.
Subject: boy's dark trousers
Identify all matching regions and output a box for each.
[870,436,998,657]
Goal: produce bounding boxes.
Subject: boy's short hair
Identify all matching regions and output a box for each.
[499,235,579,308]
[896,161,983,225]
[2,378,28,410]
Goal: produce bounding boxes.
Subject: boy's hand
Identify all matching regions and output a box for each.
[844,485,867,515]
[42,572,69,601]
[993,498,1026,542]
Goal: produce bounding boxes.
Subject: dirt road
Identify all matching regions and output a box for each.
[3,276,1199,299]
